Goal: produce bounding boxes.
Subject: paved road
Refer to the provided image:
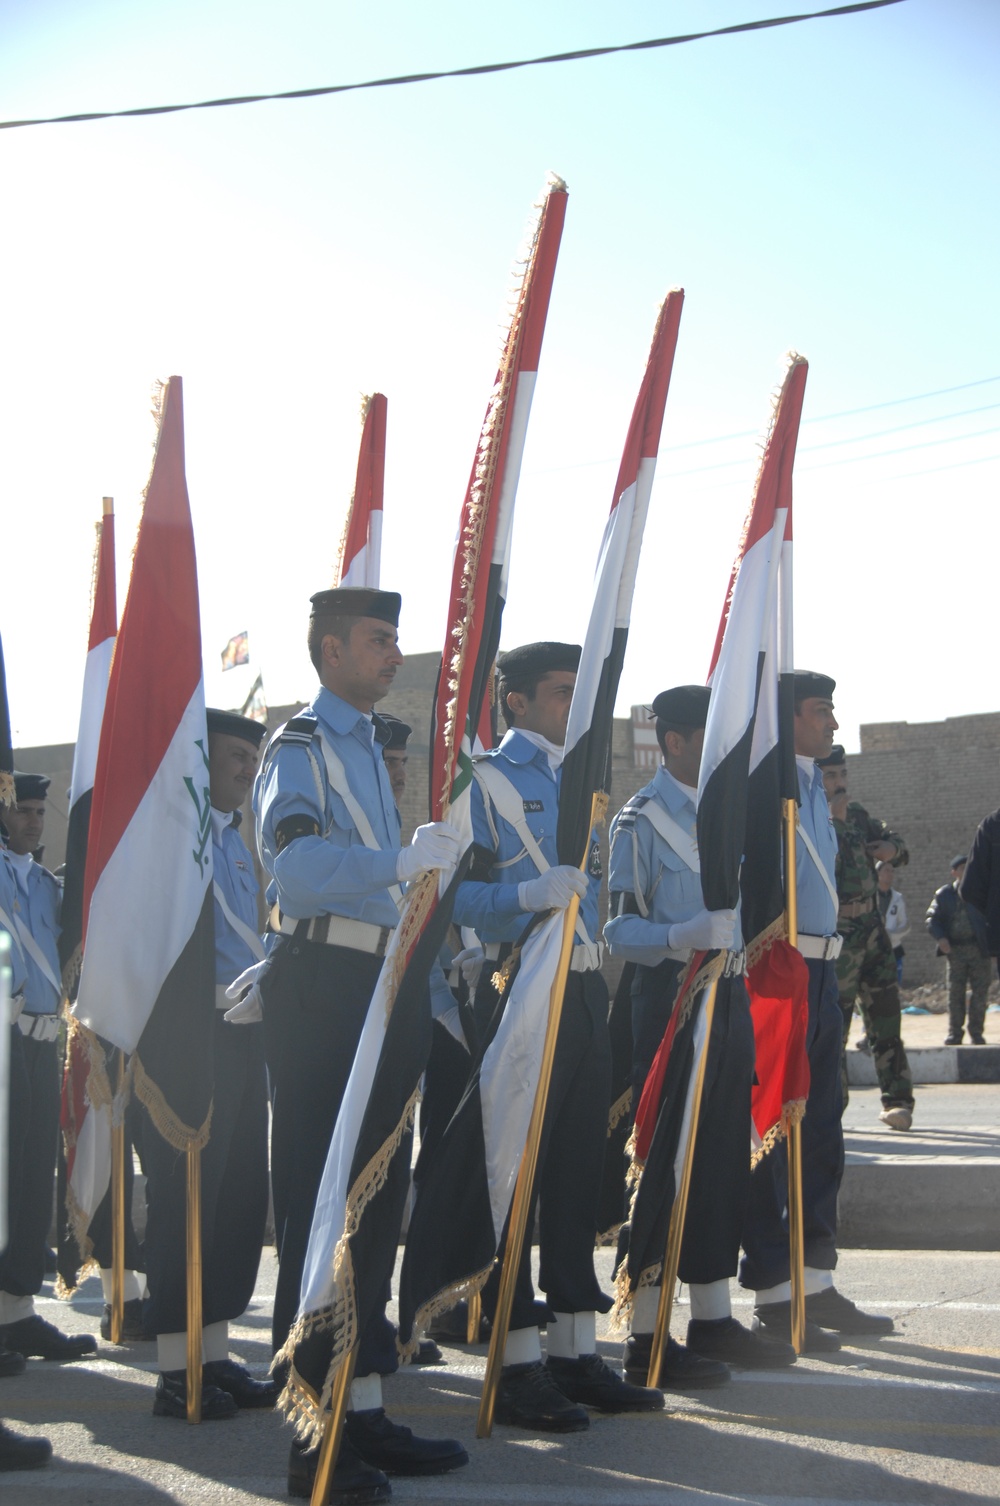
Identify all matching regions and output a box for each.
[3,1246,998,1504]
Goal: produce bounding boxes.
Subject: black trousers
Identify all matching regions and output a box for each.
[740,956,844,1292]
[0,1029,59,1300]
[138,1013,269,1336]
[261,937,398,1377]
[476,969,613,1332]
[630,967,755,1288]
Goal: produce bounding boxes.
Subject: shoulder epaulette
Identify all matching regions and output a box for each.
[270,712,318,750]
[615,792,651,830]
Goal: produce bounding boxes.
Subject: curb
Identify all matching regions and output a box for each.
[847,1043,1000,1086]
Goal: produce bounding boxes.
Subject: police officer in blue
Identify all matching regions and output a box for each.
[142,710,277,1419]
[740,671,892,1343]
[454,641,663,1433]
[0,774,96,1362]
[254,586,467,1501]
[606,685,797,1380]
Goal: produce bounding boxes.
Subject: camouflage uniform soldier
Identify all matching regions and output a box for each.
[817,746,915,1131]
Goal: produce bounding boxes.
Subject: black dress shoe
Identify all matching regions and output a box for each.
[970,1033,987,1045]
[688,1316,797,1368]
[100,1298,149,1343]
[623,1332,730,1389]
[496,1360,590,1432]
[410,1337,443,1366]
[1,1315,97,1362]
[345,1408,468,1476]
[152,1370,239,1420]
[288,1434,391,1502]
[546,1352,664,1412]
[751,1304,842,1353]
[0,1420,52,1471]
[0,1342,27,1378]
[806,1288,894,1335]
[204,1358,279,1408]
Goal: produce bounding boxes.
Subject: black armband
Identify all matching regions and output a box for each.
[275,815,321,852]
[468,842,496,883]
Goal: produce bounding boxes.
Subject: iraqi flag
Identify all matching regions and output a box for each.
[58,500,118,1274]
[73,378,216,1150]
[619,355,812,1310]
[277,181,568,1442]
[399,290,684,1349]
[338,393,386,588]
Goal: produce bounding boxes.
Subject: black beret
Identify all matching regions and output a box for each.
[206,709,267,748]
[497,642,581,688]
[309,588,401,627]
[951,854,968,869]
[650,685,710,729]
[816,744,847,768]
[379,715,412,750]
[793,670,836,702]
[13,771,50,802]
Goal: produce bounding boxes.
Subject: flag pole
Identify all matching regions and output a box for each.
[782,796,806,1354]
[646,976,719,1387]
[465,1293,481,1345]
[110,1050,126,1345]
[185,1146,203,1424]
[310,1347,358,1506]
[476,791,601,1439]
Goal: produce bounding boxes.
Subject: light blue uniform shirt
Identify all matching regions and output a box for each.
[794,756,839,938]
[254,686,401,928]
[0,849,27,997]
[212,808,261,986]
[604,765,707,965]
[7,852,61,1015]
[454,729,601,947]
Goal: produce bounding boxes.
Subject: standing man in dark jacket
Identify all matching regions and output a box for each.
[927,856,992,1044]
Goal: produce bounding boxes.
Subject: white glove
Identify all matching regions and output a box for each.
[224,959,267,1025]
[518,866,589,913]
[452,945,485,990]
[396,822,463,883]
[667,908,739,952]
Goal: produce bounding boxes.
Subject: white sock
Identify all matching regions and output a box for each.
[756,1267,835,1306]
[631,1287,661,1334]
[503,1326,542,1366]
[349,1373,383,1412]
[546,1311,597,1358]
[0,1293,34,1324]
[202,1321,229,1363]
[99,1269,143,1303]
[157,1331,202,1373]
[689,1280,732,1322]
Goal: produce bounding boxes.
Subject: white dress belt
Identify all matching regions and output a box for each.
[796,933,843,961]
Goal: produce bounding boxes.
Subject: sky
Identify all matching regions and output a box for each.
[1,0,997,764]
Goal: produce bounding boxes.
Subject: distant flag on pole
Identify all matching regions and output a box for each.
[337,393,386,588]
[58,498,118,1270]
[73,378,216,1152]
[278,180,568,1441]
[399,288,683,1349]
[239,670,268,725]
[220,630,250,671]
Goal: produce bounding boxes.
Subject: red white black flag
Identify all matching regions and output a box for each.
[338,393,386,588]
[73,378,216,1150]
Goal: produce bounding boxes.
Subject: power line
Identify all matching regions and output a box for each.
[0,1,906,132]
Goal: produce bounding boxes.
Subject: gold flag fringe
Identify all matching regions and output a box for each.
[750,1097,806,1170]
[745,914,786,971]
[61,944,83,1000]
[57,1018,130,1281]
[0,771,14,808]
[386,873,436,1016]
[132,1053,211,1154]
[607,1087,632,1139]
[397,1260,495,1365]
[273,1089,421,1444]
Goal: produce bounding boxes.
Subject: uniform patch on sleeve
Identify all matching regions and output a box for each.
[588,838,602,879]
[275,815,320,852]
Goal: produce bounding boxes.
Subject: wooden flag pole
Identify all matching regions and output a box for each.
[310,1348,358,1506]
[782,796,806,1355]
[109,1050,126,1345]
[185,1145,203,1424]
[476,792,600,1439]
[646,977,719,1388]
